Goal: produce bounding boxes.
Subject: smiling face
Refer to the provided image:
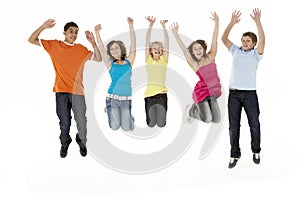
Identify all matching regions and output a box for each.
[241,36,256,51]
[192,43,205,60]
[63,26,78,44]
[109,42,122,60]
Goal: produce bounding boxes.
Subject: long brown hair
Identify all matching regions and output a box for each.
[106,40,127,62]
[187,39,207,61]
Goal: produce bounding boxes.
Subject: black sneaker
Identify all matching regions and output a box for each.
[253,153,260,164]
[60,146,68,158]
[228,158,239,169]
[80,146,87,157]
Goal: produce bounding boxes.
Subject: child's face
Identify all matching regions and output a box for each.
[192,43,205,59]
[110,43,122,59]
[151,44,162,57]
[63,26,78,44]
[241,36,255,51]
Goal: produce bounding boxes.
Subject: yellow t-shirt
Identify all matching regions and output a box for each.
[41,40,92,95]
[144,56,168,97]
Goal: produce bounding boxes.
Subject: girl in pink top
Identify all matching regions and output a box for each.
[170,12,222,123]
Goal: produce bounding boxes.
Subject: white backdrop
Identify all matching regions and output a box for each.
[1,0,299,199]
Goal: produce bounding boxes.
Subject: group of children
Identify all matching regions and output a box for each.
[28,8,265,169]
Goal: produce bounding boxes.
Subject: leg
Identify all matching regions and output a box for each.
[106,98,121,130]
[56,93,72,147]
[72,94,87,148]
[145,96,157,127]
[155,94,168,127]
[120,100,134,131]
[243,92,261,154]
[197,98,213,123]
[189,103,199,119]
[208,96,221,123]
[228,90,243,158]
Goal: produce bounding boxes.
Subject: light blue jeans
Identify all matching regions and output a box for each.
[106,97,134,131]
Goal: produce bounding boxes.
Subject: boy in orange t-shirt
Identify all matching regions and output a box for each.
[28,19,101,158]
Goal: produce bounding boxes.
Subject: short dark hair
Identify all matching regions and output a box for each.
[64,22,79,31]
[107,40,127,61]
[242,32,257,46]
[188,39,208,61]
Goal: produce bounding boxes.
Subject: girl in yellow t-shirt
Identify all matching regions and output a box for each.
[144,16,169,127]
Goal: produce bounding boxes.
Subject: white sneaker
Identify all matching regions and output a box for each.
[183,104,195,123]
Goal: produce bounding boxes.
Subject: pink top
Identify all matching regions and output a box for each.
[192,62,222,104]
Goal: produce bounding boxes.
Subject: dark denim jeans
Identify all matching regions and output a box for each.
[144,93,168,127]
[228,89,261,158]
[56,92,87,148]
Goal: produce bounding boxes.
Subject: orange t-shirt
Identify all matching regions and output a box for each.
[41,39,92,95]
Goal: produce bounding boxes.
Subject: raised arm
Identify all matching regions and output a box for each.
[169,22,198,72]
[94,24,111,69]
[28,19,56,46]
[85,31,102,62]
[207,12,219,60]
[127,17,136,66]
[160,19,169,62]
[221,10,242,50]
[145,16,155,61]
[251,8,265,54]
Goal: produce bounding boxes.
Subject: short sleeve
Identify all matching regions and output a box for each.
[229,44,239,55]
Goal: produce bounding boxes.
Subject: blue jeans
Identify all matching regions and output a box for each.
[189,96,221,123]
[106,97,134,131]
[228,89,261,158]
[56,93,87,148]
[144,93,168,127]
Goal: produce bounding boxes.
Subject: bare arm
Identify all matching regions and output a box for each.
[127,17,136,66]
[145,16,155,61]
[251,8,265,54]
[85,31,102,62]
[94,24,111,69]
[169,22,198,72]
[221,10,242,50]
[207,12,219,60]
[160,19,169,62]
[28,19,56,46]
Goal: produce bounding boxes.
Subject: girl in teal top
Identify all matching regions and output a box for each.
[95,17,136,131]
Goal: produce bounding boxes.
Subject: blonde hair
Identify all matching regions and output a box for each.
[149,41,164,57]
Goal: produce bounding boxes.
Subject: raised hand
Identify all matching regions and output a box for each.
[85,31,95,43]
[94,24,102,34]
[160,19,168,27]
[210,11,219,23]
[251,8,261,23]
[127,17,134,26]
[42,19,56,29]
[146,16,156,25]
[169,22,179,33]
[231,10,242,24]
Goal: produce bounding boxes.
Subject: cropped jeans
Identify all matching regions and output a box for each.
[144,93,168,127]
[105,97,134,131]
[189,96,221,123]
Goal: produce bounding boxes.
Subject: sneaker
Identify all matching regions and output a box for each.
[60,146,68,158]
[228,157,239,169]
[253,153,260,164]
[80,146,87,157]
[183,104,195,123]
